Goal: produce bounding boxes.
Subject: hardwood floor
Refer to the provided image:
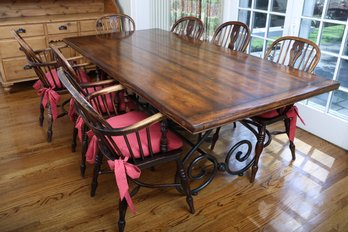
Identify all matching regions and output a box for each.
[0,82,347,232]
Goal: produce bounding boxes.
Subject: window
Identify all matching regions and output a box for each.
[238,0,288,57]
[298,0,348,120]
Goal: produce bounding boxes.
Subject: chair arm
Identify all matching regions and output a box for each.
[107,113,165,135]
[80,79,117,89]
[33,48,52,54]
[28,60,57,68]
[67,55,84,61]
[87,84,125,100]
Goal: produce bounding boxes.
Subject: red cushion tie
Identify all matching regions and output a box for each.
[68,98,77,122]
[33,79,42,90]
[75,116,84,142]
[37,87,61,121]
[286,106,305,142]
[107,157,141,214]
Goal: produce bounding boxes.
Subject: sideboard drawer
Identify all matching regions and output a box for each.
[47,21,78,35]
[2,57,37,81]
[0,24,45,39]
[0,36,46,58]
[80,20,96,32]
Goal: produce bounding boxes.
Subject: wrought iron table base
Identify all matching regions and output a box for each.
[174,122,272,195]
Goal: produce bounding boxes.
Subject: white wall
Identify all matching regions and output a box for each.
[118,0,152,30]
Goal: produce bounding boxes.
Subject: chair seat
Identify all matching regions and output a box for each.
[86,111,183,163]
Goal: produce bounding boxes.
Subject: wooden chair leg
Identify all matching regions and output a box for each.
[39,100,44,127]
[47,104,53,142]
[176,159,195,214]
[118,198,128,232]
[250,125,266,183]
[284,118,296,160]
[210,127,221,151]
[71,127,78,152]
[90,152,103,197]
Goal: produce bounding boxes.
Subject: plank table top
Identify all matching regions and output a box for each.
[64,29,339,134]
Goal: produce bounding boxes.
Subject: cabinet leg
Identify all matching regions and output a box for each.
[1,83,13,93]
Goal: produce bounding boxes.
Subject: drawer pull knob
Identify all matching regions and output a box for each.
[59,25,68,31]
[23,65,32,70]
[16,28,26,33]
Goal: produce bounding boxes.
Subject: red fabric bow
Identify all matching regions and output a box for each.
[107,157,141,214]
[37,88,61,121]
[286,106,305,142]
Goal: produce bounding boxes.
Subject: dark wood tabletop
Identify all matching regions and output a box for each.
[64,29,340,134]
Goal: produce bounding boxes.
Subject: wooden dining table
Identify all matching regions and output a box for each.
[64,29,339,193]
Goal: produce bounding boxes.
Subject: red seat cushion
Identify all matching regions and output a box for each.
[86,111,183,163]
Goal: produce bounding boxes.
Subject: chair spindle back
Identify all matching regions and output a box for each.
[96,14,135,34]
[12,30,60,89]
[171,16,204,40]
[264,36,321,73]
[212,21,251,52]
[52,45,123,117]
[57,68,167,163]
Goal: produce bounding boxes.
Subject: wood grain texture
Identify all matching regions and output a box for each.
[0,82,347,231]
[64,29,339,134]
[0,0,105,18]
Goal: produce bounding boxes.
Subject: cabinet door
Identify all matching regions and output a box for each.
[47,21,78,35]
[0,36,46,58]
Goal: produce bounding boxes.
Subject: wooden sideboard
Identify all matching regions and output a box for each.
[0,0,121,92]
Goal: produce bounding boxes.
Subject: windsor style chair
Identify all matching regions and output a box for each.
[212,21,251,52]
[96,13,135,34]
[57,67,194,232]
[12,30,72,142]
[171,16,204,40]
[51,44,127,176]
[242,36,321,182]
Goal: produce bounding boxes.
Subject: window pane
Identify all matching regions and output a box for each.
[320,23,345,54]
[299,19,320,43]
[268,15,285,39]
[302,0,325,18]
[308,93,329,108]
[239,0,252,8]
[255,0,269,10]
[238,10,250,26]
[325,0,348,21]
[272,0,287,13]
[252,12,267,37]
[344,36,348,56]
[329,90,348,120]
[314,54,338,80]
[337,59,348,88]
[250,37,264,57]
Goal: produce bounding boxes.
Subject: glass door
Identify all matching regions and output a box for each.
[298,0,348,120]
[233,0,348,149]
